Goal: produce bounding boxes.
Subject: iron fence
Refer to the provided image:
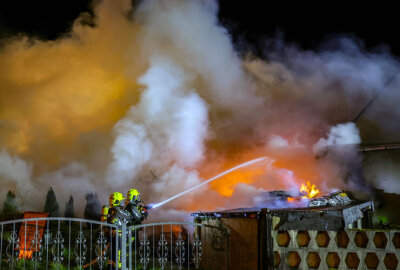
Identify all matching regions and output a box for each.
[128,222,204,270]
[0,217,213,270]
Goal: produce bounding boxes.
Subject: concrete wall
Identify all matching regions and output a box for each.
[273,229,400,269]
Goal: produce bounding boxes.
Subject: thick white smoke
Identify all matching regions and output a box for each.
[0,149,36,209]
[313,123,361,156]
[38,162,96,216]
[0,0,399,218]
[313,123,365,190]
[107,56,209,207]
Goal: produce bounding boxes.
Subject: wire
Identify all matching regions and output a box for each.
[353,69,400,122]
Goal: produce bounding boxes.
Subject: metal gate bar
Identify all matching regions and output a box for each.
[0,218,215,270]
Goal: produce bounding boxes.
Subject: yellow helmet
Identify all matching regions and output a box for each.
[127,189,140,202]
[109,192,125,207]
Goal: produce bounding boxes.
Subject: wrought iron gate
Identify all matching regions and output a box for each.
[127,222,203,270]
[0,218,212,269]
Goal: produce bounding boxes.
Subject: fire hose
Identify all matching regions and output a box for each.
[149,157,269,209]
[83,243,110,268]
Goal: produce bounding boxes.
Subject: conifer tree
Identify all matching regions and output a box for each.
[44,187,59,217]
[84,192,101,221]
[64,195,75,218]
[2,190,19,217]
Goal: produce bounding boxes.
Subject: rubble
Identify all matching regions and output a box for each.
[308,190,353,207]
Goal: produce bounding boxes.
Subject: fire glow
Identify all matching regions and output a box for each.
[284,181,321,205]
[19,250,33,260]
[300,181,320,199]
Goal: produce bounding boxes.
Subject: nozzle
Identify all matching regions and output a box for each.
[143,205,153,211]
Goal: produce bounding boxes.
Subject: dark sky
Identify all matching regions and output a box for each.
[217,1,400,56]
[0,0,92,40]
[0,1,399,56]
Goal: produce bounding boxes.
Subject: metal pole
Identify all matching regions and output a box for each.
[359,143,400,152]
[128,227,132,270]
[170,224,172,270]
[68,221,71,270]
[35,221,38,270]
[109,227,112,270]
[121,224,127,270]
[144,226,147,269]
[11,222,15,270]
[115,228,118,270]
[57,220,60,270]
[80,221,82,268]
[46,220,49,270]
[153,226,155,270]
[90,223,93,270]
[0,224,3,269]
[24,220,27,269]
[134,229,137,270]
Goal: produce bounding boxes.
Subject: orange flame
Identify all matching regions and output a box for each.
[300,181,320,199]
[19,250,33,259]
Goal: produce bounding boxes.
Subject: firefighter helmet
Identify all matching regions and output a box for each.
[127,189,140,202]
[109,192,125,207]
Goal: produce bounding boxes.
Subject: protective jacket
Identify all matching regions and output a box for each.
[124,201,146,226]
[107,206,131,227]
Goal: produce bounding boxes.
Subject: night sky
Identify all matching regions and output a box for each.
[1,1,399,56]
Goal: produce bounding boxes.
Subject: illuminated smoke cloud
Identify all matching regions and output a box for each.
[0,0,399,217]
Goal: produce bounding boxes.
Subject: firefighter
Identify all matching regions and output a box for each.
[124,189,149,226]
[124,188,152,247]
[107,192,130,268]
[108,192,130,226]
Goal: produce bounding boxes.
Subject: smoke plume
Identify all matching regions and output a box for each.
[0,0,399,218]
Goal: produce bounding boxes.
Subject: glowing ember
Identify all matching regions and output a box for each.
[300,181,320,199]
[287,197,296,202]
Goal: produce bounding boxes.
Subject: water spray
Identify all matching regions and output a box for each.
[150,156,271,209]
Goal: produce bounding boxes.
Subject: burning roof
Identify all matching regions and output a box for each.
[192,191,374,231]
